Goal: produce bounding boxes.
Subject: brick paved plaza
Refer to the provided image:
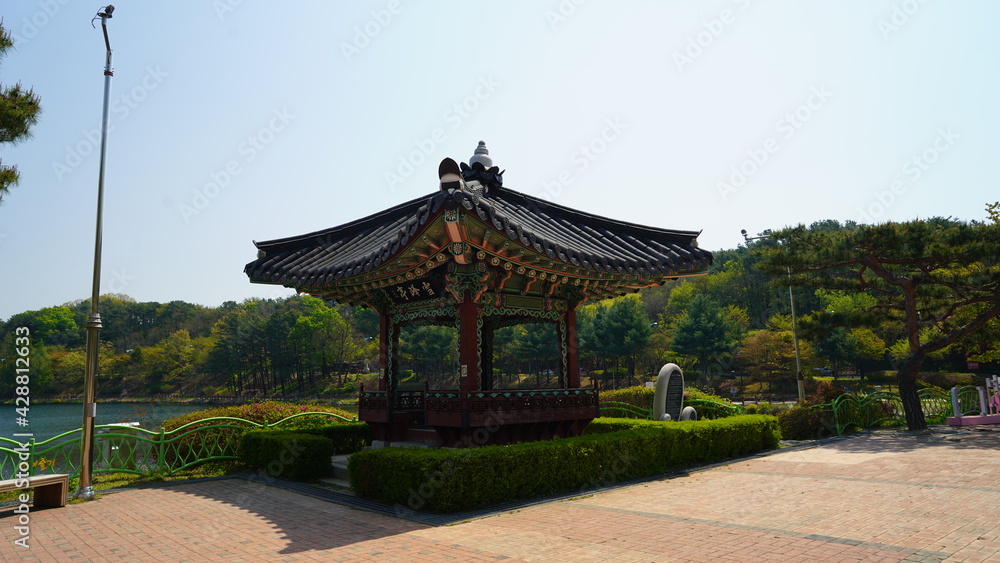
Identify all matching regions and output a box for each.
[3,427,999,562]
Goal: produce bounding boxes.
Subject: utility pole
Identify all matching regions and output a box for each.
[741,229,805,404]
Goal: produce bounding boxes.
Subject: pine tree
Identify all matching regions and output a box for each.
[0,24,42,202]
[757,218,1000,430]
[670,294,739,379]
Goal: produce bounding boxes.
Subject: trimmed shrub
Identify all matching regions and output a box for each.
[919,372,978,389]
[685,387,734,405]
[290,422,373,455]
[349,415,780,513]
[777,406,832,440]
[809,381,846,406]
[600,385,654,411]
[239,431,335,480]
[750,401,777,416]
[583,417,678,434]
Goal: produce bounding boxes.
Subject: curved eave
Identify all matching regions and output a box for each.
[459,187,712,276]
[245,192,447,287]
[245,185,713,292]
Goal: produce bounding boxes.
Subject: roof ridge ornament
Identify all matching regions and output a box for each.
[438,157,464,193]
[469,140,492,168]
[460,140,504,192]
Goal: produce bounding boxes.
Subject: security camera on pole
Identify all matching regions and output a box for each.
[75,4,115,501]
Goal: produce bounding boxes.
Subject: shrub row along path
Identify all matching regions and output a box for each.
[3,426,999,562]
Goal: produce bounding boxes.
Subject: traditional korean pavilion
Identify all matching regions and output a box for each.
[245,142,713,446]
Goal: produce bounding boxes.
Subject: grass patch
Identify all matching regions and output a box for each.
[1,461,244,504]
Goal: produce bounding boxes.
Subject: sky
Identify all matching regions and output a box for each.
[1,1,998,321]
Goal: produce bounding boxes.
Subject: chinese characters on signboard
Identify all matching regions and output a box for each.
[388,277,441,304]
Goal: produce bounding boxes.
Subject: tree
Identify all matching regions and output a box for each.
[398,325,457,388]
[509,323,558,386]
[2,306,81,348]
[735,313,818,393]
[292,296,360,385]
[585,295,653,387]
[33,306,80,344]
[0,24,42,201]
[757,219,1000,430]
[140,330,197,394]
[670,294,740,380]
[806,289,886,379]
[735,329,790,384]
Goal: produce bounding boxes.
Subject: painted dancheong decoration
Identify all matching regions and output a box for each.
[245,142,712,446]
[653,363,697,421]
[947,374,1000,427]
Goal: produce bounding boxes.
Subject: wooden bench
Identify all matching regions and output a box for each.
[0,474,70,508]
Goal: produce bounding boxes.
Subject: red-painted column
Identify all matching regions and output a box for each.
[565,308,580,389]
[458,291,480,395]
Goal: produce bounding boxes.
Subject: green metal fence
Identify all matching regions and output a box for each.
[0,412,355,481]
[686,398,743,419]
[599,401,652,419]
[599,398,742,420]
[824,386,982,435]
[598,386,984,436]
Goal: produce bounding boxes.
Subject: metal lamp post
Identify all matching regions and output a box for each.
[741,229,805,404]
[75,4,115,501]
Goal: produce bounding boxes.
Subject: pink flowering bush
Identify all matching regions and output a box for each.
[161,401,354,431]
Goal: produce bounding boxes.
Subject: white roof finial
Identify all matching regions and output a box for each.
[469,140,493,168]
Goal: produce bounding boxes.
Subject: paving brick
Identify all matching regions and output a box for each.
[2,427,999,561]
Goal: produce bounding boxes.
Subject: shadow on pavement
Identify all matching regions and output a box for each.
[817,425,1000,454]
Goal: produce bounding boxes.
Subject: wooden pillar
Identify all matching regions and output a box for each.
[565,308,580,389]
[458,290,480,395]
[378,313,390,392]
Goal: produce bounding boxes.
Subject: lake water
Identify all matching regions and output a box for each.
[0,402,207,442]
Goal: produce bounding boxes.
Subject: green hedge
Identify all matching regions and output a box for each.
[290,422,374,455]
[238,431,335,480]
[349,415,779,513]
[599,386,655,410]
[778,406,835,440]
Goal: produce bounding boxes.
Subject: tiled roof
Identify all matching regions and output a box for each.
[245,186,712,287]
[246,194,444,287]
